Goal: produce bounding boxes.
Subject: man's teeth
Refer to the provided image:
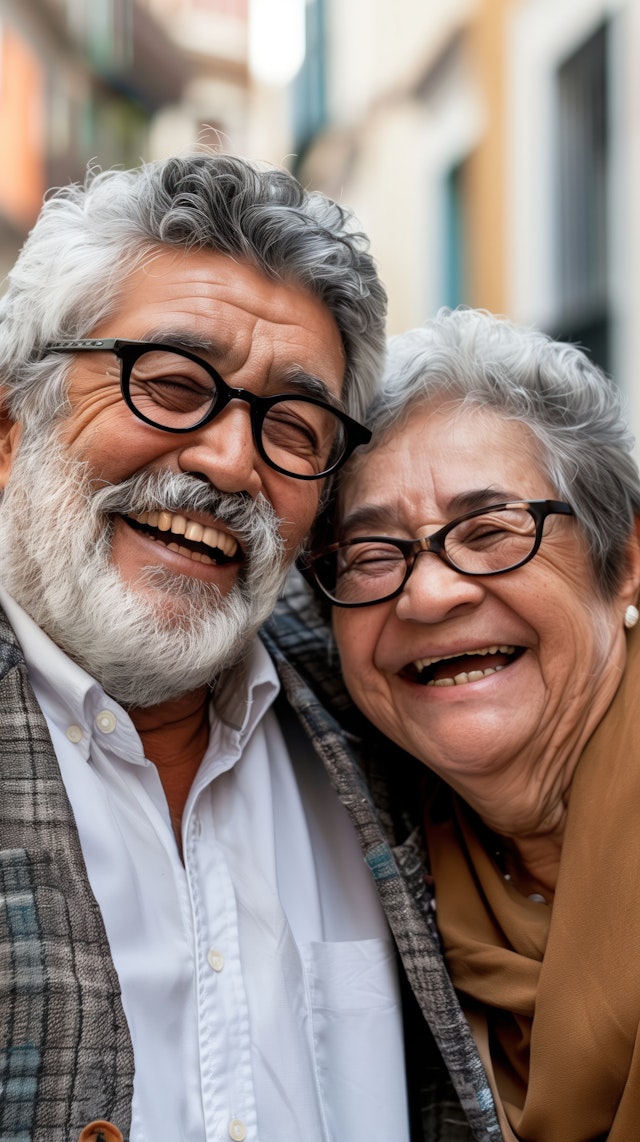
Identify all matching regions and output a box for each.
[130,510,239,563]
[413,645,515,688]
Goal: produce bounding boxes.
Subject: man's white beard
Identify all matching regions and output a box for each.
[0,429,291,708]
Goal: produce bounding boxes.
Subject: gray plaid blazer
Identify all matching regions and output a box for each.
[0,606,134,1140]
[0,590,500,1141]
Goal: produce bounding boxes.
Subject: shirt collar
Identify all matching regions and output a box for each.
[213,637,281,734]
[0,582,281,761]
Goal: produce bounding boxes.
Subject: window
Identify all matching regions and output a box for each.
[291,0,326,163]
[443,159,468,308]
[553,22,610,372]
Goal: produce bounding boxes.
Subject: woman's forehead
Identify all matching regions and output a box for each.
[339,402,550,522]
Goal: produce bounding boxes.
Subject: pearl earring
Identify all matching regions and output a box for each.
[624,604,639,629]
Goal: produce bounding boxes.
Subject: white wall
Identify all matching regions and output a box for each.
[505,0,640,449]
[310,0,484,332]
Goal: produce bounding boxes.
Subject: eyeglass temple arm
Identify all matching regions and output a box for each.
[46,339,120,352]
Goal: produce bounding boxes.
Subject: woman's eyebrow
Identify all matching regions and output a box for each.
[339,488,519,537]
[338,504,397,536]
[446,488,519,514]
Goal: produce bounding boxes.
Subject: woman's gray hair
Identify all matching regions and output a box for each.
[0,153,386,429]
[357,307,640,597]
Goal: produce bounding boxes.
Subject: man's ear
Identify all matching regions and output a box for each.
[0,392,22,490]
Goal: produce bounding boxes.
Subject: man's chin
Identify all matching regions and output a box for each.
[119,579,222,630]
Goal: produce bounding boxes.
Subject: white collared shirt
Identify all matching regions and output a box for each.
[0,586,409,1142]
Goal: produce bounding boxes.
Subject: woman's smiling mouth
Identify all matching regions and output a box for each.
[403,645,524,686]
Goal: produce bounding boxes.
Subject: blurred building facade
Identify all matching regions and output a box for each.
[1,0,639,434]
[0,0,303,274]
[144,0,294,164]
[0,0,191,275]
[295,0,640,438]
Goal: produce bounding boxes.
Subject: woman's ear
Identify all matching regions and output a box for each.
[618,515,640,607]
[0,394,22,490]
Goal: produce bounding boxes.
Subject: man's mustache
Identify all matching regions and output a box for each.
[88,470,280,544]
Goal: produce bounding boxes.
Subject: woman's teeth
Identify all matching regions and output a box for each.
[412,645,516,687]
[425,665,505,687]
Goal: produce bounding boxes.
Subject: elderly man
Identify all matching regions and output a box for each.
[0,154,495,1142]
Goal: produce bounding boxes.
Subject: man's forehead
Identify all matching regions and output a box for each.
[112,246,326,324]
[92,246,346,396]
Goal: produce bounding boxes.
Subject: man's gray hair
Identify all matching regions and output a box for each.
[0,153,387,428]
[358,307,640,597]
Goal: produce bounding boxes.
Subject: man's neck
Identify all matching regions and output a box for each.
[130,686,211,847]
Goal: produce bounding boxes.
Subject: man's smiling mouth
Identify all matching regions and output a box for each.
[403,644,524,687]
[123,510,240,565]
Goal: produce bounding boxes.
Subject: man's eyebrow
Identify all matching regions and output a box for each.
[138,329,218,354]
[136,331,344,408]
[278,364,345,409]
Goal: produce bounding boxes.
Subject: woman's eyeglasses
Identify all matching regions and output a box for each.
[305,500,575,607]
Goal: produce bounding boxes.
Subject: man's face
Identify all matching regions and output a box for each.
[14,248,345,595]
[0,248,347,705]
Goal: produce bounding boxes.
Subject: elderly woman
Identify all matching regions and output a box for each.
[303,308,640,1141]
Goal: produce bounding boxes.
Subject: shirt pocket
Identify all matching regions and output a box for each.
[299,937,410,1142]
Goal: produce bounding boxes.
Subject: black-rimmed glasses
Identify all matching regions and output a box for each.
[46,338,371,480]
[305,500,575,607]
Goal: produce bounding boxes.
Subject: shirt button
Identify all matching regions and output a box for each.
[228,1120,247,1141]
[96,710,117,734]
[207,948,224,972]
[77,1122,124,1142]
[66,725,83,743]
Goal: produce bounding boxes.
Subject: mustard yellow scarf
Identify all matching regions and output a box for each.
[425,623,640,1141]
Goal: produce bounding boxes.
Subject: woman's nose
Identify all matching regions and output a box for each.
[394,549,486,623]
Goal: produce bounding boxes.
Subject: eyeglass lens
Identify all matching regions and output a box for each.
[319,505,540,605]
[126,347,347,478]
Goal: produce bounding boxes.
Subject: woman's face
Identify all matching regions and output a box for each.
[332,402,640,816]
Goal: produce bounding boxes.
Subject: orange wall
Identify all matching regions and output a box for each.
[0,23,45,230]
[465,0,516,314]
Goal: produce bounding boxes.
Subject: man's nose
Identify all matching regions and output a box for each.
[176,403,264,497]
